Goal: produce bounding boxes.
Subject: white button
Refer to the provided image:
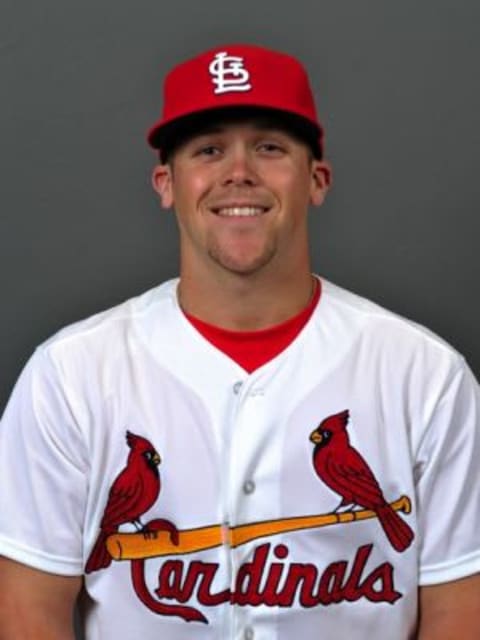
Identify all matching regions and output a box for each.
[244,627,254,640]
[233,381,243,394]
[243,480,255,494]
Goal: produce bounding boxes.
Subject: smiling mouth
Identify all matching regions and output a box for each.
[211,206,269,218]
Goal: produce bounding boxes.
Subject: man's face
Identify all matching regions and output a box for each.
[152,120,330,279]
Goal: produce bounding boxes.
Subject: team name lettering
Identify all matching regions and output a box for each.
[131,542,401,624]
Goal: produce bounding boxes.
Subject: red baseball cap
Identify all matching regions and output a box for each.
[147,44,324,157]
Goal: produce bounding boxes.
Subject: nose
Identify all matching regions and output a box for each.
[221,148,259,187]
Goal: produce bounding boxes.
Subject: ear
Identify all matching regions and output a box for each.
[152,163,174,209]
[310,160,332,206]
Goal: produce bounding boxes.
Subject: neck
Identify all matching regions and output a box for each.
[178,266,315,331]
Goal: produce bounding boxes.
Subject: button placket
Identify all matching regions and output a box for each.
[243,480,255,495]
[228,374,268,640]
[244,626,255,640]
[233,380,243,395]
[225,374,250,635]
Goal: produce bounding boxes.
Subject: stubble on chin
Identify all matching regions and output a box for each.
[207,240,277,277]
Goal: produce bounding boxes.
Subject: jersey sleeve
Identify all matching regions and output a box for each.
[0,346,89,576]
[416,357,480,585]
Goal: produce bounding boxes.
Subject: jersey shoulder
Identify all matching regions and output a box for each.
[43,278,177,344]
[318,277,462,356]
[314,278,468,385]
[36,278,180,370]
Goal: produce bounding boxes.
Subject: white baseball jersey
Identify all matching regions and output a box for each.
[1,277,479,640]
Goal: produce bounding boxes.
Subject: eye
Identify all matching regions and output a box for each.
[195,144,221,158]
[322,429,332,439]
[144,451,152,460]
[257,141,285,155]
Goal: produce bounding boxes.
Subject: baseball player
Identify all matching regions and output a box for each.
[0,44,479,640]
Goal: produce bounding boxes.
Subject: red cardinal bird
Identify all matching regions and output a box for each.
[310,410,414,552]
[86,431,176,574]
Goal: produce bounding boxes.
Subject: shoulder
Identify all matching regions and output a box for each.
[39,278,179,357]
[25,279,181,393]
[314,277,468,388]
[318,277,462,353]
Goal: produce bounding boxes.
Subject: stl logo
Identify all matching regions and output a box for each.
[209,51,252,94]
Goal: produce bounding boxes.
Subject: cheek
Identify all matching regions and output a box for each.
[271,167,312,207]
[172,170,212,209]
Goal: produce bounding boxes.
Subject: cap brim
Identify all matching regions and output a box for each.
[147,105,323,159]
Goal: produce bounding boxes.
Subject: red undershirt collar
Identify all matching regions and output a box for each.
[183,278,321,373]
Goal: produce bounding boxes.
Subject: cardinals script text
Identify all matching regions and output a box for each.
[130,542,402,624]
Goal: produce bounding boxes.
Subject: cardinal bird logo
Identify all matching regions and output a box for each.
[310,410,414,553]
[85,431,177,574]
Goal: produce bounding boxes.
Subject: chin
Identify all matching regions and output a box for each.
[212,254,276,276]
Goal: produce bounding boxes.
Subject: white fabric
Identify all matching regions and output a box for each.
[1,277,479,640]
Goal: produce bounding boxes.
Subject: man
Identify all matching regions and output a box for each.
[0,44,479,640]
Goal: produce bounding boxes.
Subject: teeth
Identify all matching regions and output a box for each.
[216,207,265,217]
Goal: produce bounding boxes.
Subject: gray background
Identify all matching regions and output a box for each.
[0,2,479,636]
[1,0,479,420]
